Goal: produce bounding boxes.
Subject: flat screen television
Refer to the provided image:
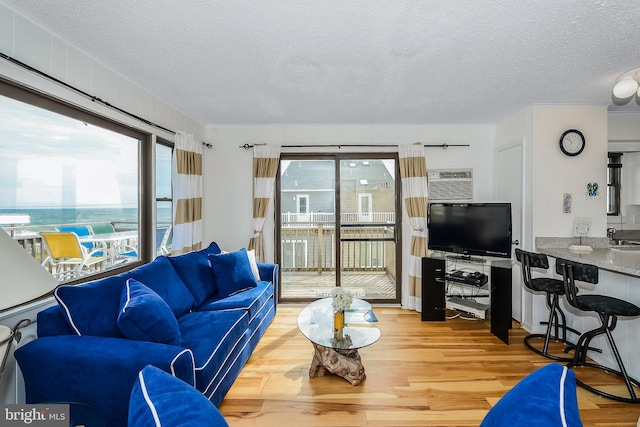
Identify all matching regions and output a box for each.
[427,202,512,259]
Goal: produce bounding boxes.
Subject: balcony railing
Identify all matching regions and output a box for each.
[281,214,396,275]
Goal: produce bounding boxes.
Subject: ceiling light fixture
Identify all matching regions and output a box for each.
[612,67,640,100]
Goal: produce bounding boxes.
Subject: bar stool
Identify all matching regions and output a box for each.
[515,249,579,361]
[556,258,640,403]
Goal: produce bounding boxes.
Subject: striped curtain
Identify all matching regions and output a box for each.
[171,132,203,254]
[398,144,429,311]
[247,145,281,262]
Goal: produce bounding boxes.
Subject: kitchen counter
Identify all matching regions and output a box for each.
[536,237,640,277]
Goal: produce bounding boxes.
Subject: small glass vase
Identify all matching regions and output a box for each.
[333,310,344,330]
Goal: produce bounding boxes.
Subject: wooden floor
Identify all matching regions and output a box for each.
[219,305,640,426]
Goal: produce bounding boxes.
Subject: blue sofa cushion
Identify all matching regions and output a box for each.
[480,362,582,427]
[54,275,127,337]
[208,248,257,299]
[169,251,218,307]
[199,241,223,257]
[129,365,229,427]
[117,279,181,346]
[125,256,196,316]
[178,310,249,393]
[199,281,274,323]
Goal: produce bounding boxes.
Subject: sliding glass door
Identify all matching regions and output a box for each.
[277,154,400,303]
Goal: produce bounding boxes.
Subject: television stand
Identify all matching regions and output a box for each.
[421,253,512,344]
[446,254,486,264]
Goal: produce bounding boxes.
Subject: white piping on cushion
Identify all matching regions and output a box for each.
[560,366,568,427]
[171,349,196,387]
[195,312,248,371]
[201,326,246,395]
[122,280,133,313]
[206,303,274,400]
[248,293,272,324]
[53,287,82,336]
[138,370,162,427]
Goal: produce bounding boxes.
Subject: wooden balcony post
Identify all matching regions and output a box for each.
[317,223,323,275]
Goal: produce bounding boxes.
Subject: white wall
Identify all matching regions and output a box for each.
[533,106,608,238]
[496,105,609,334]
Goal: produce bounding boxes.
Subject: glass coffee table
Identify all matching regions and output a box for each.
[297,297,381,385]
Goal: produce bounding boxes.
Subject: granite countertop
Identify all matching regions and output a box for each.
[536,237,640,277]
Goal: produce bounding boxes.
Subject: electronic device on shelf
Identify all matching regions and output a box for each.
[446,296,489,319]
[445,269,488,287]
[427,202,513,259]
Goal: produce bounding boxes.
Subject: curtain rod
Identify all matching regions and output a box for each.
[0,51,212,149]
[239,143,469,150]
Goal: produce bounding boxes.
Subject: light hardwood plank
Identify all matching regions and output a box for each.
[219,306,640,426]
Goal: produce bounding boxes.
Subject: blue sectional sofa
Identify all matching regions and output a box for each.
[15,242,278,427]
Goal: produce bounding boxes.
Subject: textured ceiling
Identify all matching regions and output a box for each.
[5,0,640,125]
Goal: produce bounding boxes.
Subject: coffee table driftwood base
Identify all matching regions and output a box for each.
[297,297,380,387]
[309,343,366,385]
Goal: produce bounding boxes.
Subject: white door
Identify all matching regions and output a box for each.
[358,193,372,222]
[496,142,524,322]
[297,194,310,222]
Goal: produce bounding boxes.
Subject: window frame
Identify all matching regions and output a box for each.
[0,78,157,282]
[607,152,622,216]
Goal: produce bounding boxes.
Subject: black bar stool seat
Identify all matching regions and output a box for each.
[515,249,580,361]
[556,258,640,403]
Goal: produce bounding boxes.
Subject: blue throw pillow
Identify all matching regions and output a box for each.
[54,275,128,337]
[125,256,196,316]
[169,251,218,306]
[208,248,258,299]
[480,363,583,427]
[129,365,229,427]
[117,279,181,346]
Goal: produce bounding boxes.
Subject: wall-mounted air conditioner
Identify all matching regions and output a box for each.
[427,169,473,201]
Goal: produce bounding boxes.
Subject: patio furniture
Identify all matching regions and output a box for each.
[78,230,139,267]
[40,232,106,280]
[57,225,102,252]
[89,223,116,235]
[157,226,172,256]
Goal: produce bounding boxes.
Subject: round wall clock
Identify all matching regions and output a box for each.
[559,129,585,156]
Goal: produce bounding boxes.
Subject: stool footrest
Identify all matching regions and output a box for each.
[569,362,640,404]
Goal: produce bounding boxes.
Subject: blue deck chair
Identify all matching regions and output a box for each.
[57,225,103,255]
[156,226,172,256]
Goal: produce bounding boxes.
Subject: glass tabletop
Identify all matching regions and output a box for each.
[297,297,381,350]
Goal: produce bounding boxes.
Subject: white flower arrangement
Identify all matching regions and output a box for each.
[330,287,353,312]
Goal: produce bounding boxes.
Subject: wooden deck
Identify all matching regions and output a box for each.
[281,271,397,300]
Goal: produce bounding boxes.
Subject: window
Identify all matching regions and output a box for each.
[156,141,173,255]
[607,152,622,216]
[0,80,155,283]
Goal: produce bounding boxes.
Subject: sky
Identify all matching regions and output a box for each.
[0,93,172,209]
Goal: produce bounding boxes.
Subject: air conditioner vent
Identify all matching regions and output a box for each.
[427,169,473,201]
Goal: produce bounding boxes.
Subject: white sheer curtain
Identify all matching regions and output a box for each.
[171,132,203,254]
[398,144,429,311]
[248,145,281,262]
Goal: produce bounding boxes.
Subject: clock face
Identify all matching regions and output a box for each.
[559,129,585,156]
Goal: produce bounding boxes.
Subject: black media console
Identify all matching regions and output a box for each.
[421,254,512,344]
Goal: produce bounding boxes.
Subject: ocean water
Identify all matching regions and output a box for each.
[0,207,172,229]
